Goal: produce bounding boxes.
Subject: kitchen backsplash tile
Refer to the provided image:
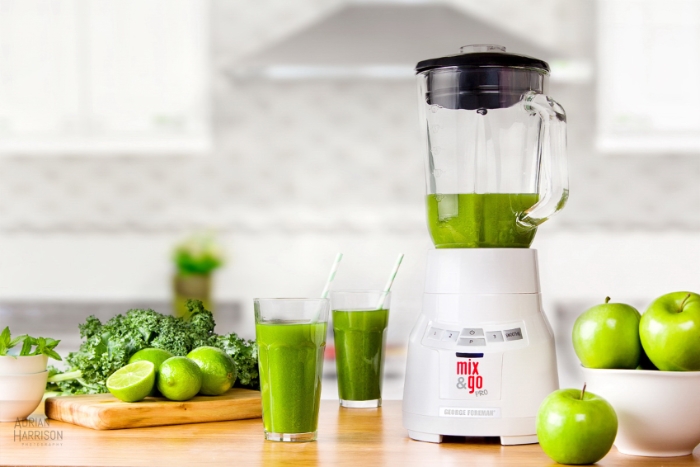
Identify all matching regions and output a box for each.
[0,0,697,233]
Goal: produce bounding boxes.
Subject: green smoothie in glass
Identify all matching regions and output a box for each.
[426,193,539,248]
[333,308,389,403]
[254,297,328,443]
[256,322,326,437]
[330,291,391,408]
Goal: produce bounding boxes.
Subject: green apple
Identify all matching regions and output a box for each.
[639,291,700,371]
[572,297,642,369]
[537,385,618,465]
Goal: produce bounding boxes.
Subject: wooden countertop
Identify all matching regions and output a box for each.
[1,401,699,466]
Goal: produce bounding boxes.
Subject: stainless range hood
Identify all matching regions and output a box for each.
[231,1,575,80]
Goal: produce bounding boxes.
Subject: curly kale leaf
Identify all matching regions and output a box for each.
[63,329,132,394]
[212,333,259,389]
[185,299,217,348]
[148,318,193,356]
[78,315,103,340]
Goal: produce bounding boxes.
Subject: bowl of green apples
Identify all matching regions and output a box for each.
[574,292,700,457]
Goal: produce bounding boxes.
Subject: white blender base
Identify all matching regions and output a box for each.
[408,431,538,446]
[402,250,559,448]
[408,431,443,443]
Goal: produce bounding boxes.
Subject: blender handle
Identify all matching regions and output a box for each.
[519,91,569,228]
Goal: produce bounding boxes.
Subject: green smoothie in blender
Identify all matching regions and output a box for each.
[426,193,539,248]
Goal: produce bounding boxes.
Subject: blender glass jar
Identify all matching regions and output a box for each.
[417,45,568,248]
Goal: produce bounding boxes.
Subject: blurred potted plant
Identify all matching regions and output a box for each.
[172,231,224,318]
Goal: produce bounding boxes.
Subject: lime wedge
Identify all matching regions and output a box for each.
[107,361,156,402]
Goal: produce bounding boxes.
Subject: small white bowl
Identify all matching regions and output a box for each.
[0,371,48,422]
[583,367,700,457]
[0,354,48,375]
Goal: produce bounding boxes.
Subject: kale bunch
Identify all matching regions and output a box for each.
[49,300,258,395]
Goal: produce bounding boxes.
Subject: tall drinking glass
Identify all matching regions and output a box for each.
[330,291,390,408]
[254,298,329,442]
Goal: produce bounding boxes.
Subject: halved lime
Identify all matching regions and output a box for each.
[157,357,203,401]
[129,348,174,396]
[187,346,237,396]
[107,361,155,403]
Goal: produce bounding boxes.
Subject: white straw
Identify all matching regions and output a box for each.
[376,253,405,309]
[320,253,343,299]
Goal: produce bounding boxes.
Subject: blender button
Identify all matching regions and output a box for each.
[486,331,504,342]
[461,328,484,337]
[427,327,443,339]
[458,338,486,347]
[504,328,523,341]
[441,330,459,342]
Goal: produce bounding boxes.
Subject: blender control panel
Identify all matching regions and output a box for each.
[423,323,526,351]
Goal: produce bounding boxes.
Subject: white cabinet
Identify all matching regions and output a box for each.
[597,0,700,154]
[0,0,210,154]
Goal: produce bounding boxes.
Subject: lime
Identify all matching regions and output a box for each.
[157,356,203,401]
[106,361,155,403]
[129,348,174,396]
[187,346,237,396]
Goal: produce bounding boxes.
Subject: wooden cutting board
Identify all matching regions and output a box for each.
[45,388,262,430]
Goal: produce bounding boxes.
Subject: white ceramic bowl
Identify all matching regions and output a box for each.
[583,367,700,457]
[0,371,48,422]
[0,354,48,375]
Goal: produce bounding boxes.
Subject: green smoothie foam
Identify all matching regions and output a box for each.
[256,321,327,434]
[426,193,539,248]
[332,308,389,401]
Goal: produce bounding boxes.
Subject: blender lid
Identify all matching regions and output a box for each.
[416,44,549,73]
[416,44,548,110]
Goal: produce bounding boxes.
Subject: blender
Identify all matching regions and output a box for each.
[402,45,568,445]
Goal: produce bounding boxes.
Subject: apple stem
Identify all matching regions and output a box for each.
[581,383,587,400]
[605,297,611,304]
[678,293,691,313]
